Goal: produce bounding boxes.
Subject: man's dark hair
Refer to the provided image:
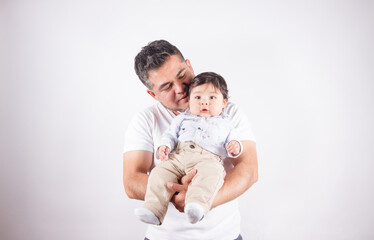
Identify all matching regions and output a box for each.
[134,40,185,89]
[188,72,229,99]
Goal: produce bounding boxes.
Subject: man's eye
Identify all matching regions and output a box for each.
[165,84,172,90]
[178,74,185,79]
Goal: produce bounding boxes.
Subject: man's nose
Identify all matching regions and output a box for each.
[174,82,186,94]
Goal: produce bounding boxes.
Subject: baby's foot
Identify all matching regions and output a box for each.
[134,207,160,225]
[185,203,204,224]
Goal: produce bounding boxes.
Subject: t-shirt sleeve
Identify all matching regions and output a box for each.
[227,103,256,142]
[123,110,154,153]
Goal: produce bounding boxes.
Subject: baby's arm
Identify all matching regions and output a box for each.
[158,145,170,161]
[157,114,185,160]
[225,118,243,158]
[226,140,241,156]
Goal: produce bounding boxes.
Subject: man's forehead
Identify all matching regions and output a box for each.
[148,63,186,84]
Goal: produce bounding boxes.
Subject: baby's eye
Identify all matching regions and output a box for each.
[210,96,216,99]
[195,96,201,99]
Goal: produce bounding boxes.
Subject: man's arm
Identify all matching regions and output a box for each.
[123,150,153,200]
[211,140,258,208]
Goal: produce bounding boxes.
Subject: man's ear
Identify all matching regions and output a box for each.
[147,89,157,100]
[185,59,194,73]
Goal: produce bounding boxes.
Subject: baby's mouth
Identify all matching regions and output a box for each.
[201,108,209,113]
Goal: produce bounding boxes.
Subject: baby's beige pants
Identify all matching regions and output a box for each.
[143,141,224,223]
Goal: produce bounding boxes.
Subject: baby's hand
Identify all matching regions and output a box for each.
[227,140,241,156]
[158,145,170,161]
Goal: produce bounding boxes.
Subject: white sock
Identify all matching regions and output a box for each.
[134,207,160,225]
[185,203,204,224]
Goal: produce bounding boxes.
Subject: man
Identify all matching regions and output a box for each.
[123,40,258,240]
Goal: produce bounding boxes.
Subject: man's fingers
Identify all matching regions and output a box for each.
[170,193,185,212]
[167,182,186,192]
[167,169,196,191]
[167,169,197,212]
[181,169,197,185]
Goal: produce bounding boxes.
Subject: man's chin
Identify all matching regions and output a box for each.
[176,100,189,111]
[175,106,188,112]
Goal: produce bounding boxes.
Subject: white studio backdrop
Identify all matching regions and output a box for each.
[1,0,373,239]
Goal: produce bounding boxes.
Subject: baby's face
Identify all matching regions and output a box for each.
[189,82,228,117]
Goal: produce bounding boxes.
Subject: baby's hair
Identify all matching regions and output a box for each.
[188,72,229,99]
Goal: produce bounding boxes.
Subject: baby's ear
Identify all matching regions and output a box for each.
[223,98,228,107]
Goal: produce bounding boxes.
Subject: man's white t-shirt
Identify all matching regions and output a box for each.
[123,102,255,240]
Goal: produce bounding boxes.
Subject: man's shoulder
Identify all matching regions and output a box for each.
[130,103,175,129]
[223,102,241,116]
[135,103,169,119]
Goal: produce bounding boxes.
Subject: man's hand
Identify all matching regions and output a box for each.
[227,140,241,156]
[158,145,170,161]
[167,169,197,212]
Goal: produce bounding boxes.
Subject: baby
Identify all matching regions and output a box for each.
[135,72,243,225]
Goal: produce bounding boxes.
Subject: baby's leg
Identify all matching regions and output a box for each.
[185,159,224,223]
[136,159,182,225]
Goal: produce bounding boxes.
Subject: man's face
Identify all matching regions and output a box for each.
[189,82,228,117]
[146,55,194,112]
